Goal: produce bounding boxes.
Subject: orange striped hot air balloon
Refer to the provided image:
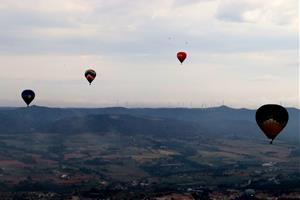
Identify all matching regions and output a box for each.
[256,104,289,144]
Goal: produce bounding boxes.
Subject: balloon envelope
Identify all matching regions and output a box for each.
[21,90,35,106]
[177,51,187,64]
[245,189,255,197]
[256,104,288,143]
[85,69,96,85]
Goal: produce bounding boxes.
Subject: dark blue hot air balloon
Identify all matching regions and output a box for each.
[21,90,35,106]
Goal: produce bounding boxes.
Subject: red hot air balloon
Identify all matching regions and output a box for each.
[256,104,289,144]
[177,51,187,64]
[85,69,96,85]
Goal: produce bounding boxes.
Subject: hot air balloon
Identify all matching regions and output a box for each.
[21,90,35,106]
[177,51,187,64]
[256,104,289,144]
[244,189,255,197]
[85,69,96,85]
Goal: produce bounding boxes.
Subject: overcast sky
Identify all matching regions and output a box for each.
[0,0,298,108]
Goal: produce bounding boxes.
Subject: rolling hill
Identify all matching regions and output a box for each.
[0,105,298,142]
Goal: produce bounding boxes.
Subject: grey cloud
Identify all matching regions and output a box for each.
[215,0,298,26]
[0,16,297,56]
[0,10,76,29]
[0,0,296,56]
[171,0,212,7]
[215,1,256,23]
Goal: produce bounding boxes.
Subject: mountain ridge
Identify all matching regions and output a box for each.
[0,105,298,143]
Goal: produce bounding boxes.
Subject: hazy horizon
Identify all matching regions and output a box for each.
[1,104,299,110]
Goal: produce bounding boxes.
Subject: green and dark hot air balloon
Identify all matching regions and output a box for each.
[85,69,96,85]
[245,189,255,197]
